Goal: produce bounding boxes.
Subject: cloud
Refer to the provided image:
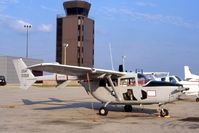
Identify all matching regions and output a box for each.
[0,14,52,33]
[0,0,19,12]
[38,24,52,33]
[135,2,157,7]
[0,14,31,32]
[99,7,199,30]
[12,19,32,31]
[40,5,58,12]
[120,9,196,29]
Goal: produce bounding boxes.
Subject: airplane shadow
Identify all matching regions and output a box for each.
[22,98,158,115]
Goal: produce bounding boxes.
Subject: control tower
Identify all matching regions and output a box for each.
[56,0,94,67]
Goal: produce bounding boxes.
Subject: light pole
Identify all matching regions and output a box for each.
[122,55,126,72]
[63,43,69,64]
[24,24,31,58]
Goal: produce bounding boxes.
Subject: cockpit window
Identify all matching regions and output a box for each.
[138,74,148,86]
[120,74,150,87]
[175,76,182,81]
[161,78,166,81]
[169,77,177,83]
[120,78,136,86]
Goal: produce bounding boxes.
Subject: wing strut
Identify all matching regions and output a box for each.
[107,75,121,102]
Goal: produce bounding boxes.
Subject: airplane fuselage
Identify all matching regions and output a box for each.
[156,75,199,98]
[80,80,183,105]
[180,80,199,96]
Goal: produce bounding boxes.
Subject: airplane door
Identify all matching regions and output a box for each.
[133,87,142,101]
[123,87,147,101]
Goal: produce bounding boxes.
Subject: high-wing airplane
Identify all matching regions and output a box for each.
[13,58,187,117]
[153,66,199,102]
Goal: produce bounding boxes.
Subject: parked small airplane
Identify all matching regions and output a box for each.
[184,66,199,102]
[13,59,77,89]
[143,72,170,80]
[13,59,187,117]
[154,66,199,102]
[184,66,199,81]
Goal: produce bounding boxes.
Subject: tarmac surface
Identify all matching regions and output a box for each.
[0,86,199,133]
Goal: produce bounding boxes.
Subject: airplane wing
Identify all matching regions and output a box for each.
[28,63,125,79]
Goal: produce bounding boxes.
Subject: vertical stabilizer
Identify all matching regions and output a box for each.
[13,58,36,90]
[184,66,192,80]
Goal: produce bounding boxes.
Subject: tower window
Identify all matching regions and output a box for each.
[82,25,84,31]
[78,41,81,47]
[78,36,81,41]
[78,25,81,30]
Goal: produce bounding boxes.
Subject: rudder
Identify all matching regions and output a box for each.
[184,66,192,80]
[13,58,36,90]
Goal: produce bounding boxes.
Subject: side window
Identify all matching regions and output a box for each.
[169,77,176,83]
[120,78,136,86]
[99,79,106,87]
[161,78,166,81]
[112,79,118,86]
[99,79,118,87]
[138,74,147,86]
[141,90,147,100]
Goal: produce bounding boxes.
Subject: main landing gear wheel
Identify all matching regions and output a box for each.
[99,107,108,116]
[196,98,199,102]
[124,105,133,112]
[160,109,169,117]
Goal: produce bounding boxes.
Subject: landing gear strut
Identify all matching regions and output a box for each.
[124,105,133,112]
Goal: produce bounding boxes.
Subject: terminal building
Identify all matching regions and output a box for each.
[56,0,94,67]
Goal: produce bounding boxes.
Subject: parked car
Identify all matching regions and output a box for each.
[0,76,6,86]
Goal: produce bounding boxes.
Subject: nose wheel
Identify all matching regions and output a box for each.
[158,104,169,117]
[160,108,169,117]
[99,107,108,116]
[196,98,199,102]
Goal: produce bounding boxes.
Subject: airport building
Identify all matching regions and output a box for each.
[0,56,42,84]
[56,0,94,67]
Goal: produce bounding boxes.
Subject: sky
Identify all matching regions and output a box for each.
[0,0,199,78]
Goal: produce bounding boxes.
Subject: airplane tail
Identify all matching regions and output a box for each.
[13,58,36,90]
[184,66,193,80]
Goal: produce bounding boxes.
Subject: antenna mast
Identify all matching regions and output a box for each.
[109,43,114,70]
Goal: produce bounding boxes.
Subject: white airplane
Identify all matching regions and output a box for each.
[13,58,187,117]
[184,66,199,101]
[184,66,199,81]
[143,72,170,80]
[153,66,199,102]
[13,59,77,89]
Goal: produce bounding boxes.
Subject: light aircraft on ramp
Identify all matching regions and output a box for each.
[152,66,199,102]
[184,66,199,81]
[13,59,187,117]
[184,66,199,101]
